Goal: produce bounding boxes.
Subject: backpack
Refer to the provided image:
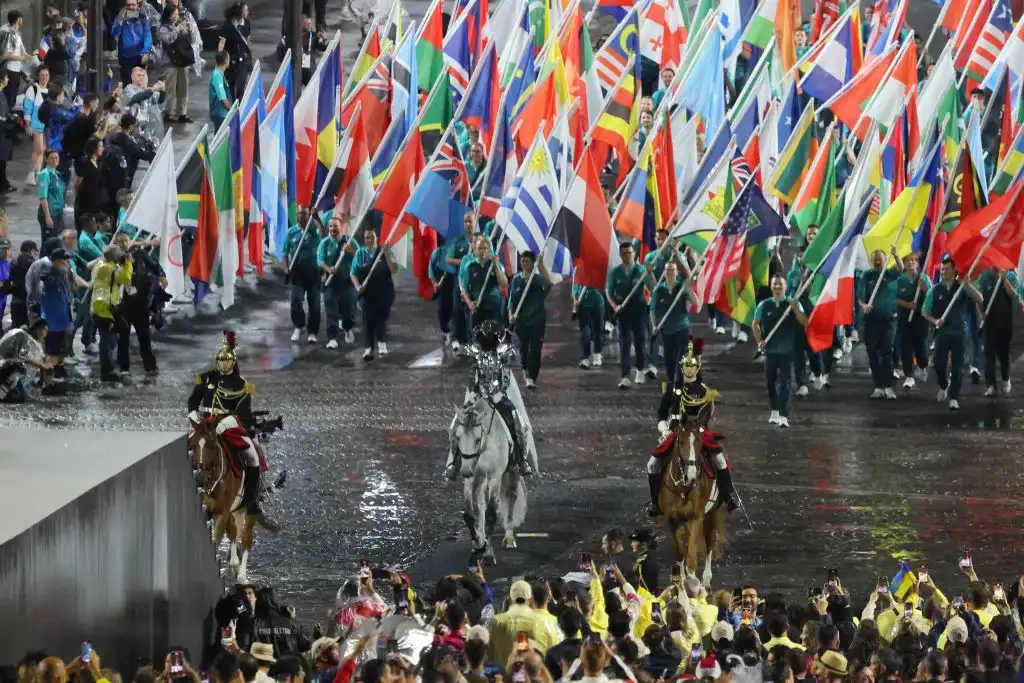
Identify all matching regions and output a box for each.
[36,99,53,126]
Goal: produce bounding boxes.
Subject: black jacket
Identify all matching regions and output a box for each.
[62,113,99,163]
[103,130,156,194]
[253,590,311,658]
[544,637,582,679]
[5,254,35,300]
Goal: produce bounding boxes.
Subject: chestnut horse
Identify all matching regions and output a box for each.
[188,419,262,582]
[656,421,726,588]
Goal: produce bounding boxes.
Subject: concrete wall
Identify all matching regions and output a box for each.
[0,431,223,674]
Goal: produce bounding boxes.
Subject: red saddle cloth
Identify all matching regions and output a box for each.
[205,417,269,476]
[652,429,725,459]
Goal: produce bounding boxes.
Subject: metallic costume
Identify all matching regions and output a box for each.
[188,331,266,515]
[445,321,538,479]
[648,339,738,515]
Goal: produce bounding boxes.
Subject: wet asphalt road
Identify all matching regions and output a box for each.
[4,0,1024,620]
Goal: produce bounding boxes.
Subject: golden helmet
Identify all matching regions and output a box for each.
[680,338,703,376]
[216,330,238,363]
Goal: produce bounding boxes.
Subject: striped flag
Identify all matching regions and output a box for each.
[504,134,560,256]
[594,6,640,94]
[965,0,1014,84]
[696,171,750,304]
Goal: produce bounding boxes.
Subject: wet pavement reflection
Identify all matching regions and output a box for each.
[2,277,1023,618]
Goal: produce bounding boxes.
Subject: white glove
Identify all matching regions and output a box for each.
[657,420,669,437]
[188,410,200,424]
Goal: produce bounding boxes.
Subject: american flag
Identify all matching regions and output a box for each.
[696,178,753,304]
[966,0,1013,78]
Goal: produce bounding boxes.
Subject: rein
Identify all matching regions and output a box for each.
[459,401,497,459]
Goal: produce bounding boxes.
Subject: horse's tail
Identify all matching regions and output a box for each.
[498,471,527,529]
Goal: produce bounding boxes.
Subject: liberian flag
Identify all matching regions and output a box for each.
[805,190,874,352]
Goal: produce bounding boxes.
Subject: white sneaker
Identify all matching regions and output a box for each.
[984,386,996,397]
[842,337,853,354]
[870,388,884,399]
[813,375,824,390]
[833,348,843,360]
[737,330,749,343]
[593,353,603,366]
[579,357,592,369]
[307,334,317,344]
[915,367,927,382]
[1003,380,1012,395]
[731,322,740,339]
[796,385,809,397]
[163,303,179,314]
[25,171,36,185]
[344,330,355,345]
[362,348,374,361]
[902,377,915,389]
[715,326,726,335]
[936,388,947,402]
[290,328,302,342]
[451,341,462,354]
[778,416,790,428]
[850,330,860,344]
[604,321,614,335]
[633,369,645,384]
[821,373,832,389]
[948,398,960,410]
[768,410,780,425]
[645,364,658,379]
[618,377,631,389]
[326,339,339,350]
[525,378,535,389]
[884,388,897,400]
[378,342,388,356]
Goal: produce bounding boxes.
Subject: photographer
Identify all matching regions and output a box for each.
[158,4,195,123]
[114,233,161,376]
[90,243,132,382]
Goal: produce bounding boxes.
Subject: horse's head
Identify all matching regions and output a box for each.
[673,422,700,490]
[455,391,487,455]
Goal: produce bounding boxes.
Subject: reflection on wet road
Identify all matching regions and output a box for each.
[3,278,1023,618]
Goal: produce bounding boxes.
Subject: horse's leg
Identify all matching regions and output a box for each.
[237,514,255,583]
[701,511,718,589]
[473,474,494,563]
[228,510,242,571]
[500,472,518,550]
[685,518,701,578]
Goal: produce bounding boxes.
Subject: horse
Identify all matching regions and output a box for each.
[450,392,528,566]
[657,420,726,588]
[188,418,264,583]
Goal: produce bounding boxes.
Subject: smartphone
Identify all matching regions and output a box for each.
[993,583,1006,601]
[360,559,372,578]
[169,651,185,678]
[742,608,753,624]
[580,552,592,568]
[81,642,92,663]
[959,552,972,569]
[904,604,914,618]
[670,564,682,579]
[689,644,701,665]
[918,567,929,583]
[877,576,890,593]
[516,631,529,653]
[513,662,526,683]
[566,590,577,605]
[386,638,398,654]
[652,603,663,624]
[221,625,234,647]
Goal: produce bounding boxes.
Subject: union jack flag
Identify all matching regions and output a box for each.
[433,132,474,206]
[367,55,392,102]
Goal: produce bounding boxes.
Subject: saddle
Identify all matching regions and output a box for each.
[653,428,724,479]
[196,417,268,477]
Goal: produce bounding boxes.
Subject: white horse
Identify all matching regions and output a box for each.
[450,391,528,566]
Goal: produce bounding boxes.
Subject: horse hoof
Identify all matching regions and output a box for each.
[503,534,517,549]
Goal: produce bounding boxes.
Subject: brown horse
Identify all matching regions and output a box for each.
[656,421,726,587]
[188,419,260,583]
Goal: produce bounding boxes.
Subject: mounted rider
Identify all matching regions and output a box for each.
[188,331,273,519]
[445,320,538,479]
[648,338,739,516]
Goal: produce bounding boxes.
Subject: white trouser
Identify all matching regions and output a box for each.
[215,414,260,467]
[647,456,664,474]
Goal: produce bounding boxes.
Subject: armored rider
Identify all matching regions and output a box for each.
[445,320,537,480]
[188,331,268,517]
[648,339,739,516]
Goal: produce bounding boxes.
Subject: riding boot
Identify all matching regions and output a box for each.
[510,408,534,477]
[445,451,460,480]
[647,472,662,517]
[716,467,739,512]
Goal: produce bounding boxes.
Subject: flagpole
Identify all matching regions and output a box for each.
[114,130,175,243]
[326,69,454,288]
[759,188,879,348]
[268,49,291,99]
[782,119,837,227]
[781,3,854,81]
[918,3,950,69]
[667,141,739,235]
[311,102,363,210]
[339,46,398,115]
[939,182,1024,320]
[863,129,946,308]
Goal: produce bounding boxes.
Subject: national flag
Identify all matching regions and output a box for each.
[294,35,333,208]
[678,21,727,141]
[228,110,244,275]
[184,134,220,301]
[239,62,266,276]
[863,39,918,131]
[504,134,560,256]
[804,191,873,352]
[176,128,206,233]
[313,40,342,205]
[460,42,501,148]
[941,126,987,231]
[504,32,538,123]
[444,2,476,100]
[946,182,1024,271]
[741,0,777,48]
[991,124,1024,194]
[916,44,957,156]
[953,0,994,71]
[376,130,427,246]
[341,52,392,155]
[392,23,419,142]
[695,172,750,304]
[553,147,621,289]
[267,53,297,226]
[478,92,518,218]
[640,0,687,70]
[822,43,897,138]
[590,55,639,179]
[594,5,641,94]
[497,0,532,84]
[866,0,907,57]
[965,0,1013,84]
[314,106,375,219]
[419,72,455,157]
[597,0,635,22]
[613,144,655,241]
[405,131,474,237]
[124,134,183,297]
[208,128,239,307]
[730,43,773,151]
[417,0,446,91]
[767,103,816,204]
[790,127,837,234]
[514,58,565,149]
[981,17,1024,114]
[675,140,738,236]
[652,112,678,230]
[775,75,805,154]
[527,0,550,52]
[863,136,943,258]
[799,7,863,104]
[810,0,843,41]
[259,101,289,260]
[890,562,917,601]
[671,107,699,203]
[347,23,382,96]
[558,2,603,128]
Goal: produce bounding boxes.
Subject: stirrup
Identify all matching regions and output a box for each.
[445,462,458,480]
[647,502,661,517]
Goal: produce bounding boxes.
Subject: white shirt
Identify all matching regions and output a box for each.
[0,25,27,72]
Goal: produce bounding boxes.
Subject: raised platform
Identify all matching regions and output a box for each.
[0,429,222,673]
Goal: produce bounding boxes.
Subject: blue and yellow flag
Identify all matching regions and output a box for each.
[314,40,342,201]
